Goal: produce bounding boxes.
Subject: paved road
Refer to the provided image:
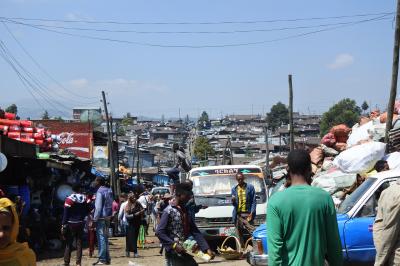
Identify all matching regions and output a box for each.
[37,234,249,266]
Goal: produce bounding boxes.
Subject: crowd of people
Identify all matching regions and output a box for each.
[1,149,400,266]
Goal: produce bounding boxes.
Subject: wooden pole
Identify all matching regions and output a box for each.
[288,74,295,151]
[102,91,116,194]
[136,135,140,183]
[385,0,400,145]
[265,125,270,176]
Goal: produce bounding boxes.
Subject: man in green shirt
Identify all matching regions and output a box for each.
[267,150,342,266]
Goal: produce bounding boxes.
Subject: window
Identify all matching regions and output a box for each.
[357,180,397,218]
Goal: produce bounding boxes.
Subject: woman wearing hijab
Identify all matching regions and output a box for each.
[0,197,36,266]
[124,193,145,258]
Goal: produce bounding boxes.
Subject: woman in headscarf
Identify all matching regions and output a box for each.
[0,197,36,265]
[124,193,144,258]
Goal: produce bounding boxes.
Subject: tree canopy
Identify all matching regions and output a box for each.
[42,110,49,119]
[194,136,214,160]
[266,102,289,131]
[5,104,17,114]
[320,98,361,136]
[197,111,211,129]
[361,101,369,113]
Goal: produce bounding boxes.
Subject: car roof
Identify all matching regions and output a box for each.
[368,169,400,180]
[189,164,261,173]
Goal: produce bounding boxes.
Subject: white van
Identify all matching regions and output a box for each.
[188,165,267,240]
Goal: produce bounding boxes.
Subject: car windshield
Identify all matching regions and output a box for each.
[192,174,265,196]
[337,177,377,214]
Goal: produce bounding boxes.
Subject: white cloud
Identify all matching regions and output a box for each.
[69,78,89,88]
[327,53,354,70]
[65,12,91,21]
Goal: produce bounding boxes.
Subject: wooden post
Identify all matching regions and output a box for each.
[288,74,295,151]
[265,125,270,177]
[102,91,116,194]
[136,135,140,183]
[385,0,400,145]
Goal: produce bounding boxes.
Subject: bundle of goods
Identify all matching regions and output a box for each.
[0,112,58,152]
[182,238,212,262]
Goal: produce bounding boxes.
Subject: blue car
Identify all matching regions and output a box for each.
[248,169,400,265]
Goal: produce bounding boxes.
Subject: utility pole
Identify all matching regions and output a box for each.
[136,135,141,183]
[288,74,295,151]
[385,0,400,144]
[102,91,116,195]
[114,121,120,195]
[265,125,270,177]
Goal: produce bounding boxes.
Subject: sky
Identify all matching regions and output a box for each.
[0,0,398,119]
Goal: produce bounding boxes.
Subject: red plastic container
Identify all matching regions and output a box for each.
[20,120,33,127]
[0,125,9,131]
[8,132,21,138]
[36,128,45,134]
[33,133,44,139]
[4,112,16,120]
[0,119,21,126]
[22,127,34,133]
[19,138,35,144]
[35,139,44,145]
[21,133,34,138]
[8,125,21,132]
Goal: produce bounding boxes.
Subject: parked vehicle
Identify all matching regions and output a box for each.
[248,169,400,265]
[188,165,267,240]
[150,186,170,196]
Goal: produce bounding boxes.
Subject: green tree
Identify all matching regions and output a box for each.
[197,111,211,129]
[320,98,362,136]
[41,110,49,119]
[5,104,17,114]
[122,113,134,126]
[116,126,126,136]
[194,136,214,160]
[266,102,289,131]
[361,101,369,114]
[53,116,64,121]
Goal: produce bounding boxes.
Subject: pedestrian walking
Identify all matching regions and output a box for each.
[267,149,342,266]
[373,179,400,266]
[117,193,128,236]
[92,177,113,265]
[231,172,256,245]
[156,183,214,266]
[61,183,91,266]
[124,193,145,258]
[157,193,173,255]
[0,197,36,266]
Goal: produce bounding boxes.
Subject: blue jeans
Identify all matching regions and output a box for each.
[96,220,110,262]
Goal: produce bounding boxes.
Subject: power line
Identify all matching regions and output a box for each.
[2,22,98,101]
[0,41,71,116]
[0,40,72,111]
[0,16,392,35]
[0,47,46,113]
[1,14,391,48]
[0,11,394,25]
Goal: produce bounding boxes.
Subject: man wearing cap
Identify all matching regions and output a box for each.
[231,172,256,245]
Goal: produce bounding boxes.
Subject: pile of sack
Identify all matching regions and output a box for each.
[310,108,400,203]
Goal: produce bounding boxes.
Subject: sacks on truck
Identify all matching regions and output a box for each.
[312,169,357,195]
[321,132,336,147]
[333,141,386,174]
[330,124,351,143]
[347,121,374,147]
[310,146,324,165]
